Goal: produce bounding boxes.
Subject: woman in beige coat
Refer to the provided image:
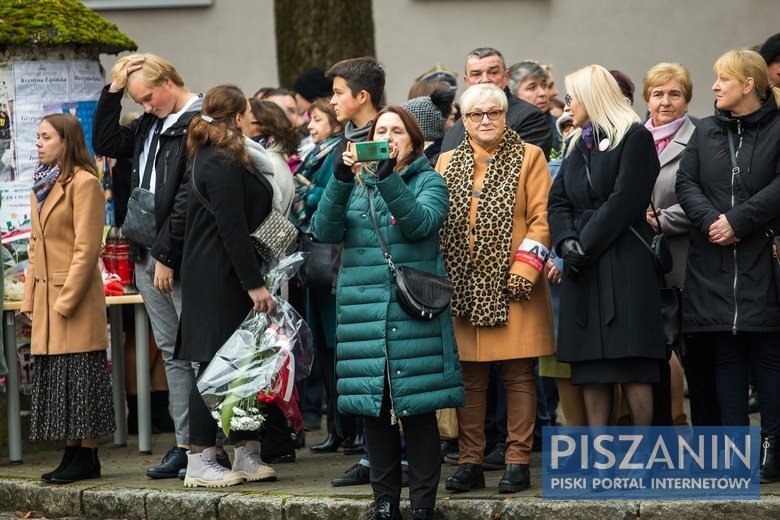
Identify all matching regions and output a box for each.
[21,114,114,484]
[436,84,554,494]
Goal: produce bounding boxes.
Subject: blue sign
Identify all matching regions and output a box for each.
[542,426,760,500]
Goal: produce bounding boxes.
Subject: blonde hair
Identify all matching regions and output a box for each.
[564,65,640,157]
[643,62,693,103]
[112,53,185,89]
[459,83,508,115]
[714,49,780,107]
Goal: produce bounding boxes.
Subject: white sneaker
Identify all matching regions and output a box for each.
[232,440,277,482]
[184,447,244,488]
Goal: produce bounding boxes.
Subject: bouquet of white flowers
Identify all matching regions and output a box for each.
[197,253,314,436]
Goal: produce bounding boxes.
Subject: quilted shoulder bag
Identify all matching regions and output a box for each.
[190,152,297,262]
[368,187,452,320]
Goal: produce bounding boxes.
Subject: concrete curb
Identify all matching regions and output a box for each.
[2,479,780,519]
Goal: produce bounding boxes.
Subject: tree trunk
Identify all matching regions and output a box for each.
[274,0,376,89]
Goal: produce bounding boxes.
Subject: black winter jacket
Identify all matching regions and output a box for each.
[676,92,780,333]
[92,85,202,270]
[440,88,552,159]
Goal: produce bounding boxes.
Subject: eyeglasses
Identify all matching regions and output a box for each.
[564,94,573,107]
[464,110,504,123]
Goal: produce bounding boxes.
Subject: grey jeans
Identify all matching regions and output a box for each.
[134,252,195,446]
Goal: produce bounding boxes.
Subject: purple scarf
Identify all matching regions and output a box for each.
[645,116,686,154]
[32,163,61,212]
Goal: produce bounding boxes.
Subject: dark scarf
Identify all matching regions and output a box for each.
[343,120,373,142]
[32,163,61,212]
[439,128,526,327]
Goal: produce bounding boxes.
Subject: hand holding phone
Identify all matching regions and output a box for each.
[349,140,391,162]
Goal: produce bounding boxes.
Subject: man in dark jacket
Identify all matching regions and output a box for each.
[439,47,552,158]
[93,53,203,480]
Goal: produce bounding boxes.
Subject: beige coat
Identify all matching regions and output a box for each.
[436,142,555,361]
[21,169,107,355]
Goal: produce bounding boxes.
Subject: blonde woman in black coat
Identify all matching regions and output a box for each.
[548,65,664,427]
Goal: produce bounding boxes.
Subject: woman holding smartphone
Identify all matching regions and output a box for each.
[311,106,464,520]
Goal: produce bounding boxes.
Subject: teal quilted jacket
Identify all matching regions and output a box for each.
[311,156,464,418]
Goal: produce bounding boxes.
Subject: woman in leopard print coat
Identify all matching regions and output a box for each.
[436,83,555,494]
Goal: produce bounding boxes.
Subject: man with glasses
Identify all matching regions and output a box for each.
[440,47,552,159]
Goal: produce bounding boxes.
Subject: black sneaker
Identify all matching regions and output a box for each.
[147,446,188,479]
[178,449,231,479]
[331,462,371,486]
[482,443,506,470]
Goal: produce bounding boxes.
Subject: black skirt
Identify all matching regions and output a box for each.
[570,357,661,385]
[30,351,116,441]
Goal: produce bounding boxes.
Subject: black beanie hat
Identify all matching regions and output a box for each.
[760,33,780,64]
[293,68,332,102]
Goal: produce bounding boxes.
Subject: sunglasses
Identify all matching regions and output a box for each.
[564,94,573,107]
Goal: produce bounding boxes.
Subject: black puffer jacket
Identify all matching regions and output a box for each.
[676,91,780,333]
[93,85,202,270]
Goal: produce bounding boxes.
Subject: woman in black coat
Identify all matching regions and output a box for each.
[176,85,277,488]
[548,65,665,427]
[675,50,780,483]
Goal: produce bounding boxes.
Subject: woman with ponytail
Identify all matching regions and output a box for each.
[176,84,277,488]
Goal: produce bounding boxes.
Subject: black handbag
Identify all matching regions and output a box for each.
[629,200,673,275]
[368,187,452,320]
[122,187,157,247]
[297,233,334,288]
[122,120,160,248]
[660,286,682,346]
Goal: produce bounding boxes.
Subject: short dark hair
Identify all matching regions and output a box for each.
[465,47,506,70]
[326,57,385,110]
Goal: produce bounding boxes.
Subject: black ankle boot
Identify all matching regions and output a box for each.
[761,435,780,483]
[365,498,401,520]
[498,463,530,493]
[410,507,434,520]
[310,433,344,453]
[445,462,485,491]
[51,447,101,484]
[150,391,175,433]
[41,445,78,483]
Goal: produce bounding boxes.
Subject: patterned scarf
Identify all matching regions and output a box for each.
[439,128,526,327]
[32,163,61,213]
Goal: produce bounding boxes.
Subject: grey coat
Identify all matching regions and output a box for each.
[650,116,696,288]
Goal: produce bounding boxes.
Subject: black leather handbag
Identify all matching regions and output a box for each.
[629,201,673,275]
[368,187,452,320]
[660,286,682,346]
[297,233,334,288]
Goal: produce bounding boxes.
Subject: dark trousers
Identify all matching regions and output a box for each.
[712,331,780,435]
[652,354,673,426]
[317,345,357,439]
[679,333,722,426]
[190,362,256,446]
[363,385,440,509]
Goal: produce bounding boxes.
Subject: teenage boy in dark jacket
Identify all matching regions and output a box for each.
[93,53,203,480]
